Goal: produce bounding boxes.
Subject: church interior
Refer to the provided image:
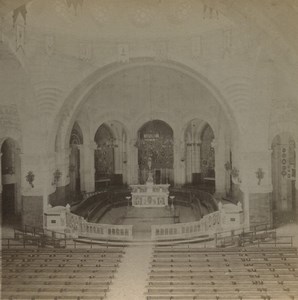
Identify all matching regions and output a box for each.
[1,0,298,299]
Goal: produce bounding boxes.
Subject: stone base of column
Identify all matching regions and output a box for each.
[22,195,44,228]
[249,192,272,227]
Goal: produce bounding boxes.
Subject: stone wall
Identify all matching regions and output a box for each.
[249,193,272,227]
[22,195,43,227]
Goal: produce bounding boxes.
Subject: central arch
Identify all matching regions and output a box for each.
[52,58,240,155]
[137,120,174,185]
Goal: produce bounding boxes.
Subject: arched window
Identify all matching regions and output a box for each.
[94,124,115,181]
[69,122,83,199]
[137,120,174,184]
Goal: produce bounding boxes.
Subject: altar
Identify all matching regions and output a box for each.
[131,156,170,207]
[130,183,169,207]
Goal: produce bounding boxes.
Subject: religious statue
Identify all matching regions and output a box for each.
[147,156,154,184]
[148,156,152,170]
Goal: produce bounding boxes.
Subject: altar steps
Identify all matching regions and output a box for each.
[74,234,212,247]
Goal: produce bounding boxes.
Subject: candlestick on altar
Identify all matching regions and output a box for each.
[126,196,131,208]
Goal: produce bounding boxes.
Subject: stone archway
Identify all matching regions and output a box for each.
[94,124,115,187]
[94,121,128,188]
[52,59,239,190]
[184,119,215,190]
[52,59,239,155]
[136,120,174,185]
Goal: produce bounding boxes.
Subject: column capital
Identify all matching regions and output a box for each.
[89,141,97,150]
[78,141,97,151]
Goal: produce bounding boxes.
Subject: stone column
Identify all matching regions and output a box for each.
[128,138,138,184]
[173,140,183,185]
[15,147,22,215]
[114,142,121,174]
[193,140,201,174]
[214,138,226,196]
[190,141,195,175]
[122,138,128,184]
[186,142,192,183]
[55,148,71,188]
[79,141,96,193]
[52,148,71,206]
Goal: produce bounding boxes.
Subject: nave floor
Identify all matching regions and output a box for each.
[106,244,153,300]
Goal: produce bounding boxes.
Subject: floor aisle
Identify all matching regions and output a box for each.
[106,244,153,300]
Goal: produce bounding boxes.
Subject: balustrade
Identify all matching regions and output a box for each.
[65,211,133,240]
[46,190,241,242]
[151,211,221,240]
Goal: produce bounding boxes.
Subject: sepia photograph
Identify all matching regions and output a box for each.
[0,0,298,299]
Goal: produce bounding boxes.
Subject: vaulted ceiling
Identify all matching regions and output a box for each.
[0,0,32,17]
[1,0,297,55]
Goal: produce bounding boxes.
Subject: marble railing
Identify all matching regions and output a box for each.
[65,211,133,240]
[81,222,133,240]
[151,202,243,240]
[45,195,242,242]
[151,210,221,240]
[45,207,133,241]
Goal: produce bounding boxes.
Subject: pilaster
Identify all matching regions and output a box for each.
[78,141,96,193]
[173,140,184,185]
[128,138,139,184]
[214,138,226,196]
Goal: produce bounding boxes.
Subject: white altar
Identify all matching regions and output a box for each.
[131,156,170,207]
[130,181,170,207]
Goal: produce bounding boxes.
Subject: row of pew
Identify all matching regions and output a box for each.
[146,245,298,300]
[1,246,125,300]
